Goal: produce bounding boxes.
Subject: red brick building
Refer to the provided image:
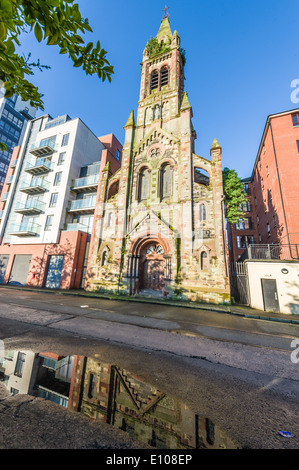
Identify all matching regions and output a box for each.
[228,108,299,262]
[251,108,299,247]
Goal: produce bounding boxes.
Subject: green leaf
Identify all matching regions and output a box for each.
[34,23,43,42]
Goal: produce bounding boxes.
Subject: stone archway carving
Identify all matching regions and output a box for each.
[127,233,171,295]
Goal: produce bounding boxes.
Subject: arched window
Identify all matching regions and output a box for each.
[107,180,119,200]
[201,251,208,270]
[160,164,172,199]
[199,203,206,222]
[101,250,108,266]
[150,70,159,92]
[194,168,210,186]
[160,66,169,87]
[138,167,150,201]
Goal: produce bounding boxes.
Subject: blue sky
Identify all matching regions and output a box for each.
[17,0,299,178]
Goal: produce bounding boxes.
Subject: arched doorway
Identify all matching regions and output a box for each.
[140,242,165,291]
[128,235,171,295]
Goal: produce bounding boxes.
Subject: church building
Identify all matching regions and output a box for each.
[86,15,230,304]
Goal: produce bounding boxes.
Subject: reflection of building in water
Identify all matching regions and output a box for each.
[0,351,75,408]
[0,350,38,396]
[0,351,236,449]
[69,356,236,449]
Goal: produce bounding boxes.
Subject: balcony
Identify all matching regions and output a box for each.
[25,158,53,176]
[20,177,50,194]
[240,244,299,261]
[6,175,13,185]
[15,199,46,215]
[1,192,9,202]
[64,222,89,232]
[29,139,57,157]
[68,197,96,214]
[0,210,4,219]
[8,221,41,237]
[71,174,99,192]
[10,159,18,168]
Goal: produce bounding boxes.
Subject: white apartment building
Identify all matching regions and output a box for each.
[0,113,122,289]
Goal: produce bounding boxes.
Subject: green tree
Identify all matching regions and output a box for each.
[0,0,114,111]
[222,167,248,224]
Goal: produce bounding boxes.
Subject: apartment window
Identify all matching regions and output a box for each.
[257,215,259,225]
[116,149,121,160]
[244,183,250,194]
[237,236,247,249]
[49,193,58,208]
[54,172,62,186]
[292,113,299,126]
[240,201,251,212]
[45,215,53,231]
[58,152,66,165]
[236,217,252,230]
[61,133,69,146]
[10,388,19,396]
[259,234,262,242]
[14,352,26,377]
[297,140,299,153]
[267,223,271,236]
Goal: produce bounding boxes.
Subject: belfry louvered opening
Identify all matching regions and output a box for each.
[150,70,159,91]
[160,66,169,87]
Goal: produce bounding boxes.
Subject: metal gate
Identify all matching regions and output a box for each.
[8,254,32,286]
[45,255,64,289]
[229,262,250,305]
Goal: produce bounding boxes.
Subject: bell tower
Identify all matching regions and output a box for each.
[136,15,186,141]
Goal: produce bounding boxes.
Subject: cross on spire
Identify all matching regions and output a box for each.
[162,5,169,19]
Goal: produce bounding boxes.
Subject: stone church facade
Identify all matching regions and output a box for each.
[86,17,230,304]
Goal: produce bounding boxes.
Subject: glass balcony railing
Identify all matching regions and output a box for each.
[1,192,9,202]
[9,221,41,236]
[29,139,57,157]
[25,158,54,175]
[71,174,99,191]
[20,177,50,194]
[15,199,46,214]
[0,210,4,219]
[6,175,13,184]
[69,198,96,212]
[10,159,18,168]
[65,222,89,232]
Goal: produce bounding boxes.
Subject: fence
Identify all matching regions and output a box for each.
[229,262,250,305]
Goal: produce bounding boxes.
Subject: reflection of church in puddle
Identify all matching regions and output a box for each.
[86,15,230,304]
[0,351,236,449]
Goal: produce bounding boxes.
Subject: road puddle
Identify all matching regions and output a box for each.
[0,350,238,449]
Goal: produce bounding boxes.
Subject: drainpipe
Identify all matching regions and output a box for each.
[74,232,83,289]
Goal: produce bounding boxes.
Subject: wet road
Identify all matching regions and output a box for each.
[0,287,298,449]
